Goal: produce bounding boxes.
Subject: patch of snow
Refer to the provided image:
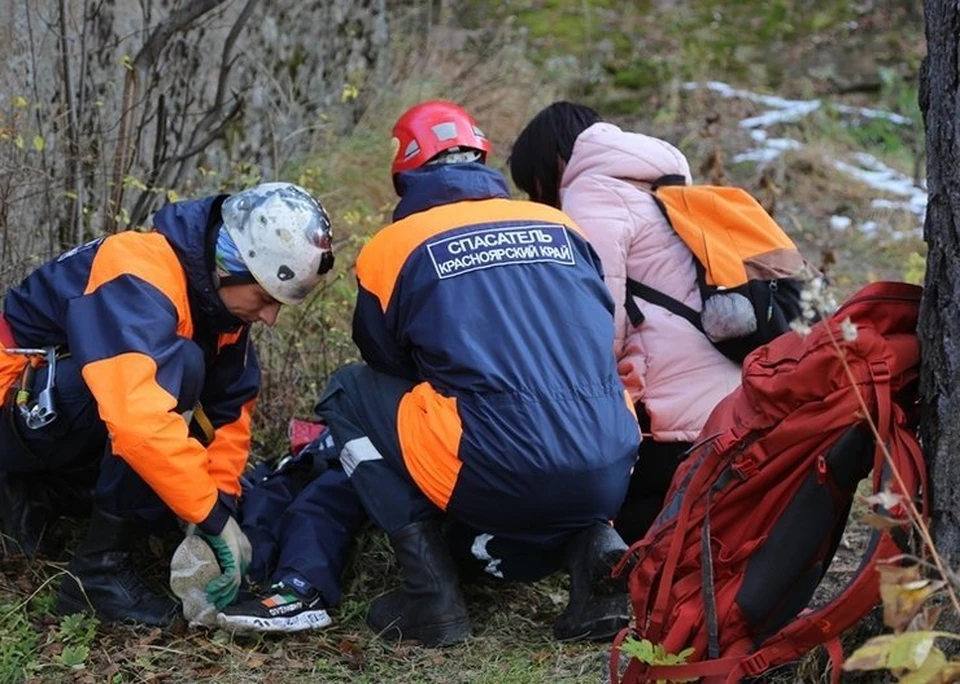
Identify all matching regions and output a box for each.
[740,101,821,129]
[732,137,801,164]
[860,221,879,235]
[830,215,852,230]
[684,81,927,230]
[732,148,783,164]
[833,155,926,219]
[833,104,913,126]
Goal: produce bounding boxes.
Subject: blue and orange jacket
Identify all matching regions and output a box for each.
[354,163,640,529]
[0,196,259,533]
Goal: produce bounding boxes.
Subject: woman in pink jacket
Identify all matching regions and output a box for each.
[510,102,741,544]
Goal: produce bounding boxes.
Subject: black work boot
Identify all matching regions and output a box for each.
[367,519,472,647]
[0,472,52,558]
[56,507,178,626]
[553,522,631,642]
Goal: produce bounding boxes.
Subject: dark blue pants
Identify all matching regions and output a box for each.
[240,435,366,607]
[0,352,201,522]
[315,364,437,536]
[315,364,571,582]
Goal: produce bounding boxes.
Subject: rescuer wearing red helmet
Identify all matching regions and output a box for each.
[315,100,640,646]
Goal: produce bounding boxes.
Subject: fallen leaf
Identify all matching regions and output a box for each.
[909,604,946,632]
[878,565,946,632]
[41,641,64,657]
[861,511,910,529]
[898,647,947,683]
[844,632,953,672]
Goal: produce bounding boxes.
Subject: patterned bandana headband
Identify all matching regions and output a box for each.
[215,224,250,277]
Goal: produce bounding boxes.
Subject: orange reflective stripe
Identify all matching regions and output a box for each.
[0,353,27,399]
[85,232,194,338]
[656,186,797,288]
[81,353,218,524]
[0,316,28,397]
[206,397,256,497]
[397,382,463,510]
[217,330,243,352]
[357,198,586,312]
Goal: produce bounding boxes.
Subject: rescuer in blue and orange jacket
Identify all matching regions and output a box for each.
[315,101,641,647]
[0,182,334,626]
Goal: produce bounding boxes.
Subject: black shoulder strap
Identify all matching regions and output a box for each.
[627,277,703,333]
[651,174,688,191]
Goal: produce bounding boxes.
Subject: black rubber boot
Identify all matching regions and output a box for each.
[0,472,95,559]
[367,519,472,647]
[0,472,53,558]
[56,507,178,626]
[553,522,631,642]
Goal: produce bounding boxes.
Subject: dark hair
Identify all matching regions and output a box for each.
[509,102,601,208]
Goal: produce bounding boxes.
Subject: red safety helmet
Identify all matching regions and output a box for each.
[390,100,492,177]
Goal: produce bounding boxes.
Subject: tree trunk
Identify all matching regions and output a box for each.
[919,0,960,576]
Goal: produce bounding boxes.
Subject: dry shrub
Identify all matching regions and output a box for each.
[250,12,556,453]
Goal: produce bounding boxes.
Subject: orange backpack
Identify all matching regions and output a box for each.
[626,176,815,362]
[612,281,926,683]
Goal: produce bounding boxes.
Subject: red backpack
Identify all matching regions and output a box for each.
[610,281,927,684]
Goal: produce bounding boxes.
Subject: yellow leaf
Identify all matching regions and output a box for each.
[844,632,955,673]
[340,83,360,103]
[12,96,28,108]
[32,135,44,152]
[861,511,910,530]
[897,649,960,684]
[878,565,946,632]
[166,189,180,203]
[889,632,938,671]
[122,174,147,191]
[13,135,24,149]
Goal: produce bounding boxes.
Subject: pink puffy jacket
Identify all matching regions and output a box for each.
[560,123,741,443]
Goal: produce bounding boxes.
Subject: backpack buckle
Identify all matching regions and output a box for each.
[732,455,759,480]
[741,652,769,676]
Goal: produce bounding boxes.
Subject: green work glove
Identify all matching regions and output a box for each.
[200,516,252,610]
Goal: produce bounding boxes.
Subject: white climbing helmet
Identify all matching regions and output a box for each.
[221,182,334,305]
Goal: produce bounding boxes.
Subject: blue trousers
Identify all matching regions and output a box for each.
[0,352,201,522]
[239,434,366,607]
[316,364,576,582]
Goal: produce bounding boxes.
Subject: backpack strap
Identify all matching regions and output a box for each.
[651,174,688,190]
[625,174,705,332]
[626,277,704,332]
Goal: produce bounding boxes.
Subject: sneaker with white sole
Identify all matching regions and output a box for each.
[216,578,332,633]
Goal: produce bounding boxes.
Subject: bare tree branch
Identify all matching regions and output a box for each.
[23,0,57,257]
[75,0,91,245]
[59,0,84,248]
[131,0,260,222]
[130,97,244,226]
[106,0,229,233]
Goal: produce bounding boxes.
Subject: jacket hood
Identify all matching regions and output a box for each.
[561,122,692,193]
[393,162,510,221]
[151,195,244,333]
